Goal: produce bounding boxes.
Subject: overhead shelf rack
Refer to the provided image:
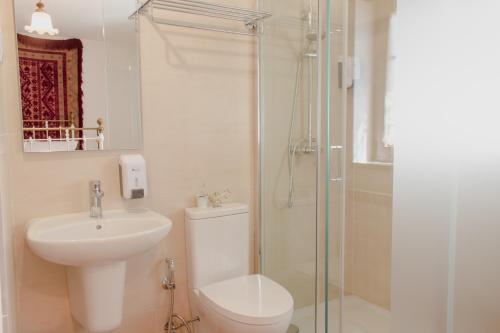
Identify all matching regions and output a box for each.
[131,0,272,36]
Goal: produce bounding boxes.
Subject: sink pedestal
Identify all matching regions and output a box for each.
[27,209,172,332]
[67,261,127,332]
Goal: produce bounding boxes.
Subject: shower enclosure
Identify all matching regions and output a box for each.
[260,1,500,333]
[259,0,394,332]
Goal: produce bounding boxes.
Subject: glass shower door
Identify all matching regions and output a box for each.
[323,0,395,332]
[321,0,347,332]
[259,1,321,332]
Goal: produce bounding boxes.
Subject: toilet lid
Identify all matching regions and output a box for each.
[199,274,294,325]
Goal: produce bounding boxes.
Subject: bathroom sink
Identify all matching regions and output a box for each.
[27,209,172,266]
[26,209,172,332]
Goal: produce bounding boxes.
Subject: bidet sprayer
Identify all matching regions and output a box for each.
[163,258,176,290]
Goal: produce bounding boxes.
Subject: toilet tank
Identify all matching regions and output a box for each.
[185,203,250,290]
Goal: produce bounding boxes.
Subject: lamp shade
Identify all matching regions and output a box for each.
[24,2,59,36]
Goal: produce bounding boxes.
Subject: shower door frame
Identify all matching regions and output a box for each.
[321,0,349,331]
[256,0,349,332]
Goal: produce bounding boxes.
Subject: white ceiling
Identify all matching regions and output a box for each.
[14,0,137,41]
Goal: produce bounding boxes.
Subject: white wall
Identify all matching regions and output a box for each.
[104,40,140,150]
[392,1,500,332]
[102,0,141,150]
[81,39,107,150]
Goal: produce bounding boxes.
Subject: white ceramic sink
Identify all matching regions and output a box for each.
[26,209,172,333]
[27,209,172,266]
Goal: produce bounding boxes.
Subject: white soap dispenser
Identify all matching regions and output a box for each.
[119,154,148,199]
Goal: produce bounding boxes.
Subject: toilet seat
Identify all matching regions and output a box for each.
[199,274,293,326]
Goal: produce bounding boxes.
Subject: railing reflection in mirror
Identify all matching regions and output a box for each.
[22,118,105,152]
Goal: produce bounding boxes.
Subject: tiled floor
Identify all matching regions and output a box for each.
[270,265,341,309]
[292,295,391,333]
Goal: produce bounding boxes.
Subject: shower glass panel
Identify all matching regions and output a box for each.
[325,0,395,332]
[259,0,320,332]
[260,0,394,332]
[324,0,345,331]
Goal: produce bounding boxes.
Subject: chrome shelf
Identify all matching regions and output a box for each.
[131,0,272,36]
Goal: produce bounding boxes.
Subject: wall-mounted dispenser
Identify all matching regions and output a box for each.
[119,154,148,199]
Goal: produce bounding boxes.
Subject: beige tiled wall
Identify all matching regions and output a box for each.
[138,10,256,330]
[345,163,393,310]
[0,6,16,331]
[0,0,256,332]
[343,0,394,311]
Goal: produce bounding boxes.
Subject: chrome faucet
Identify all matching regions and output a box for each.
[89,180,104,218]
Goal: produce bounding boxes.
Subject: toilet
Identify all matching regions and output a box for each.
[185,203,293,333]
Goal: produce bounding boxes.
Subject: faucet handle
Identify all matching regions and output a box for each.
[89,180,104,196]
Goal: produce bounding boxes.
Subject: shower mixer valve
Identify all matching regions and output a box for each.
[290,138,317,154]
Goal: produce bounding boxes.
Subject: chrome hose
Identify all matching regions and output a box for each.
[164,258,198,333]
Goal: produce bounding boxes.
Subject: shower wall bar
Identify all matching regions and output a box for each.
[131,0,272,36]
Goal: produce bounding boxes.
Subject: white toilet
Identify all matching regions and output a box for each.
[185,203,293,333]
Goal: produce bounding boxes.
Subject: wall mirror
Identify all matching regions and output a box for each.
[13,0,141,152]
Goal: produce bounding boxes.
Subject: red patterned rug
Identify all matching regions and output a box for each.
[17,34,83,140]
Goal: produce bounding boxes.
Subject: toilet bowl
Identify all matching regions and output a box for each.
[192,274,293,333]
[185,203,293,333]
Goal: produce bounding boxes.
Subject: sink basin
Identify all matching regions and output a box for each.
[27,209,172,266]
[26,209,172,333]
